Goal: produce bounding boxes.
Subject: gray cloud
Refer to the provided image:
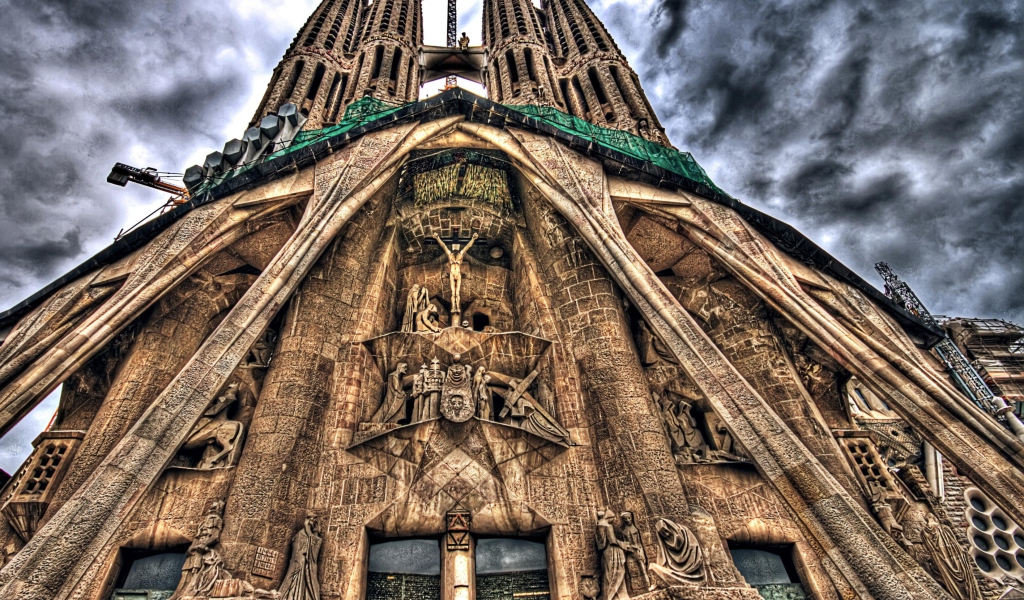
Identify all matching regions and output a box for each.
[598,0,1024,323]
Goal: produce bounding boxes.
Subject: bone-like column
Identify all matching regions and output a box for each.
[41,272,252,523]
[0,119,452,599]
[643,195,1024,531]
[220,184,396,585]
[458,122,947,599]
[518,165,745,593]
[0,190,302,439]
[668,276,865,505]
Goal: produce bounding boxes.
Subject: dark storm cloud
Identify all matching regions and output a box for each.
[597,0,1024,323]
[0,0,300,311]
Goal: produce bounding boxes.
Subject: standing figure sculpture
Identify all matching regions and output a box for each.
[411,364,428,422]
[647,517,704,589]
[432,232,478,320]
[422,358,444,420]
[620,511,651,590]
[474,366,492,420]
[921,513,981,600]
[372,363,408,423]
[279,515,324,600]
[173,502,225,599]
[403,285,433,332]
[596,510,629,600]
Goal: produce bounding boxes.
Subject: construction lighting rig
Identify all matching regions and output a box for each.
[107,163,190,205]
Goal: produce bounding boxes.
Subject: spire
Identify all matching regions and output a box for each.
[482,0,564,108]
[348,0,423,104]
[251,0,367,129]
[541,0,672,145]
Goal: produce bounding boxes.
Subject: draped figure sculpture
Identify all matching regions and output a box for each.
[432,232,478,319]
[647,517,705,589]
[371,363,408,423]
[596,509,629,600]
[279,515,324,600]
[922,513,981,600]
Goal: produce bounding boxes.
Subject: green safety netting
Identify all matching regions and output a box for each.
[507,104,724,195]
[211,96,723,199]
[261,96,406,161]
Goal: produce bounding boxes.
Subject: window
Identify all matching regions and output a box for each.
[965,488,1024,579]
[729,546,806,599]
[284,61,306,102]
[366,539,441,600]
[113,549,188,594]
[476,538,549,598]
[472,314,490,331]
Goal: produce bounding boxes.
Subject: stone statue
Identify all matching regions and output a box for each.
[411,363,427,422]
[403,285,432,332]
[647,517,704,589]
[279,515,323,600]
[422,358,444,420]
[440,354,475,423]
[596,510,629,600]
[921,513,981,600]
[181,384,246,469]
[242,328,277,368]
[580,574,601,600]
[415,302,441,333]
[173,501,225,599]
[638,321,677,365]
[474,366,493,420]
[371,363,408,423]
[432,232,478,319]
[501,372,571,445]
[659,393,707,464]
[620,511,651,590]
[871,499,903,537]
[183,548,232,597]
[459,32,470,50]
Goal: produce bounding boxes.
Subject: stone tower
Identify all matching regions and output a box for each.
[2,2,1024,600]
[537,0,670,144]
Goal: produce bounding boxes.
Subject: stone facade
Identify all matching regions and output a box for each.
[0,3,1022,600]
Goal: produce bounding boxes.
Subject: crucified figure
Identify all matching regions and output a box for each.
[433,232,478,318]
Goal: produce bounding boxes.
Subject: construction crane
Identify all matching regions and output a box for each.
[875,262,1024,439]
[446,0,458,89]
[107,163,190,205]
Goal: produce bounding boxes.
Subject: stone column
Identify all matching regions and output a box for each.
[668,274,865,504]
[519,182,747,595]
[42,271,253,522]
[220,188,394,586]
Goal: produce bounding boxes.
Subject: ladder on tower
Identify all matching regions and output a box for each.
[875,262,1024,439]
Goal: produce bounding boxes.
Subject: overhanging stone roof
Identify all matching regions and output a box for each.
[0,89,944,346]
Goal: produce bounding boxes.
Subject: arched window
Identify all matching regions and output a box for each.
[284,61,306,102]
[523,48,537,82]
[370,45,386,81]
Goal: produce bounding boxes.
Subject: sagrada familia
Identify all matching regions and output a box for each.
[1,0,1023,599]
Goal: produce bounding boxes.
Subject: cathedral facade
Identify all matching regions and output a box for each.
[0,1,1023,600]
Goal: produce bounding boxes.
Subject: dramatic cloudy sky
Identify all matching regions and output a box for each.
[0,0,1020,468]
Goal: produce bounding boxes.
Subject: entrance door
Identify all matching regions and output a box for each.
[366,539,442,600]
[475,538,550,600]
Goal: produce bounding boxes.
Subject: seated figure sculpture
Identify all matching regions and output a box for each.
[647,517,705,589]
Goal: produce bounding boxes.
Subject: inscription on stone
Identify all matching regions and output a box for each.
[251,546,280,579]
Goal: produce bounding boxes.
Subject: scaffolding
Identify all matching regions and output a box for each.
[875,263,1024,439]
[944,318,1024,406]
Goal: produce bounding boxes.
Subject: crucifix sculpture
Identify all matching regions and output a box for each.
[432,232,478,320]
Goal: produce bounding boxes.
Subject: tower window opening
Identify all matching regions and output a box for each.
[559,78,573,114]
[632,72,660,127]
[571,75,591,119]
[524,48,538,82]
[609,64,641,118]
[553,8,569,55]
[304,0,335,46]
[388,48,403,94]
[306,64,327,101]
[545,56,560,105]
[323,73,341,122]
[587,67,614,121]
[505,50,521,96]
[404,57,416,100]
[331,74,349,122]
[344,5,360,52]
[284,61,306,102]
[498,0,511,38]
[370,45,385,82]
[379,0,393,32]
[325,2,348,51]
[347,54,364,101]
[574,0,609,52]
[512,0,528,35]
[397,0,409,35]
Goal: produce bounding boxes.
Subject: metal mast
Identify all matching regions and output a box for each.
[446,0,458,88]
[875,262,1024,439]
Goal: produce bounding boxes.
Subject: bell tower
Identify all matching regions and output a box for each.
[539,0,671,144]
[348,0,424,105]
[482,0,564,109]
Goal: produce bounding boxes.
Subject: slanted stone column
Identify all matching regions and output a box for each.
[520,181,742,593]
[42,272,253,522]
[667,274,865,504]
[220,189,394,586]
